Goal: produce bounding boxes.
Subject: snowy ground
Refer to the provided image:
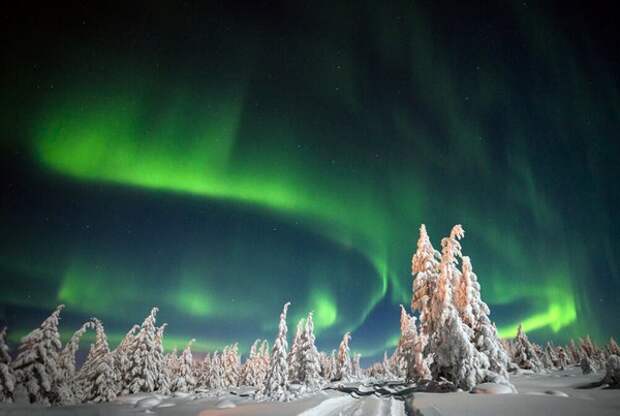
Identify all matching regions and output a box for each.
[1,368,618,416]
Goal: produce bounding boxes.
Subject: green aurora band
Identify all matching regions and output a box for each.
[2,1,618,358]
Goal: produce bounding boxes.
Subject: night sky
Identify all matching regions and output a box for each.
[1,1,619,362]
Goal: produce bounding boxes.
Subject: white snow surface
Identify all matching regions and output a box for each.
[1,367,619,416]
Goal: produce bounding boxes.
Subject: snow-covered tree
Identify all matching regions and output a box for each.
[320,351,336,381]
[263,302,291,401]
[170,339,196,392]
[397,305,430,382]
[113,324,139,386]
[12,304,65,405]
[411,224,441,337]
[57,321,93,404]
[580,356,596,375]
[79,320,120,403]
[240,340,264,388]
[382,351,394,379]
[195,353,211,389]
[208,351,225,391]
[78,319,119,402]
[351,353,362,379]
[568,339,581,364]
[223,343,241,387]
[602,355,620,387]
[299,312,322,390]
[257,340,270,386]
[512,324,542,372]
[454,257,475,328]
[542,343,557,369]
[461,256,510,379]
[120,307,167,394]
[334,332,352,381]
[287,318,304,383]
[608,338,620,356]
[0,327,16,403]
[431,306,488,391]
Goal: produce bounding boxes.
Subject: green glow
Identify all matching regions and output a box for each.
[3,0,615,359]
[309,289,338,329]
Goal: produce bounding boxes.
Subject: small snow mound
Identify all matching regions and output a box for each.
[135,397,162,409]
[173,391,192,398]
[545,390,569,397]
[471,383,513,395]
[216,399,236,409]
[156,402,176,408]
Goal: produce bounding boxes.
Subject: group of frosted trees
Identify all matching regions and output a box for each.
[503,323,620,385]
[385,224,513,390]
[2,224,619,406]
[0,301,358,406]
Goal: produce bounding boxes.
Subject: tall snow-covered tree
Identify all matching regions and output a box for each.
[299,312,322,390]
[429,225,464,333]
[208,351,225,391]
[351,353,362,379]
[427,226,492,390]
[121,307,167,394]
[0,327,16,403]
[319,351,335,381]
[461,256,510,380]
[113,324,138,384]
[57,321,93,404]
[512,324,542,372]
[431,306,488,391]
[263,302,291,401]
[411,224,441,337]
[240,340,264,388]
[170,339,196,392]
[12,304,65,405]
[335,332,352,381]
[80,320,120,403]
[542,343,557,369]
[287,318,304,383]
[397,305,430,382]
[223,343,241,387]
[602,354,620,387]
[608,338,620,356]
[195,353,211,389]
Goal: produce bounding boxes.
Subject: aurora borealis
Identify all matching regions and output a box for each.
[1,1,619,362]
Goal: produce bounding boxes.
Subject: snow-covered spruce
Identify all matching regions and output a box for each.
[262,302,291,401]
[512,324,543,372]
[11,304,65,405]
[460,256,511,380]
[608,338,620,356]
[170,339,196,393]
[397,305,430,382]
[288,318,304,383]
[0,327,16,403]
[58,320,93,404]
[602,354,620,387]
[223,343,241,387]
[208,351,225,391]
[79,319,120,403]
[411,224,441,338]
[299,312,322,390]
[118,307,168,394]
[334,332,352,381]
[240,340,266,388]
